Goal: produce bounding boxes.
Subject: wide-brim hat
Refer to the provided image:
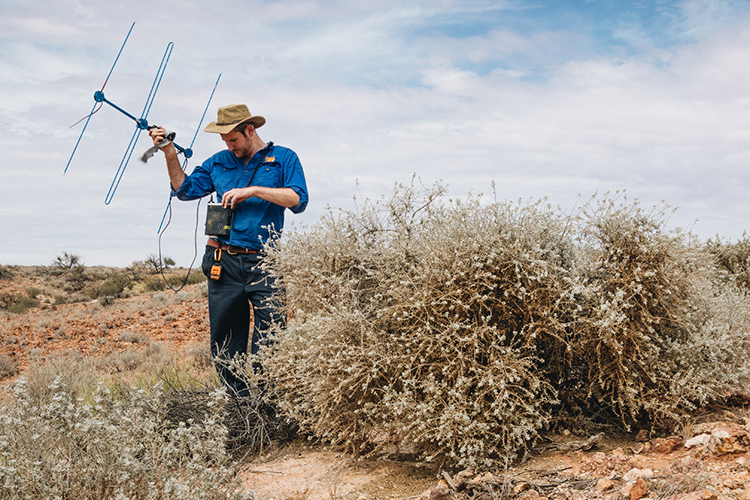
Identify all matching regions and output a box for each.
[204,104,265,134]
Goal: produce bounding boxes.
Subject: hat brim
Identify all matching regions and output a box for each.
[204,116,265,134]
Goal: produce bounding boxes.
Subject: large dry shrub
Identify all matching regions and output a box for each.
[260,182,578,467]
[569,194,716,429]
[258,184,750,466]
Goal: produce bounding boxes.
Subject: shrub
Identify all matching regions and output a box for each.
[705,232,750,289]
[258,184,750,467]
[0,265,15,280]
[6,296,41,314]
[260,182,577,467]
[0,359,253,500]
[565,194,705,428]
[52,252,82,269]
[93,273,132,298]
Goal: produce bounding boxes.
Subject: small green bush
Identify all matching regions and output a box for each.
[93,273,131,298]
[6,296,41,314]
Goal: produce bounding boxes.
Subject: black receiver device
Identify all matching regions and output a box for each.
[204,203,234,237]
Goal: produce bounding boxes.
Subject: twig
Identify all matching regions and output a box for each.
[442,471,458,491]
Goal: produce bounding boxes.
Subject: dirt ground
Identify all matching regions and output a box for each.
[3,267,750,500]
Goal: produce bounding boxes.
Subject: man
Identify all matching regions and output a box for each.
[149,104,308,397]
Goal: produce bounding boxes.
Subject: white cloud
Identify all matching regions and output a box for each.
[1,0,750,266]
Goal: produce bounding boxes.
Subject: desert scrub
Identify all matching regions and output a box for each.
[0,360,253,500]
[260,182,578,467]
[568,193,721,429]
[258,183,750,466]
[705,232,750,289]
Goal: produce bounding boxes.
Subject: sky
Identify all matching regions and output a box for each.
[1,0,750,267]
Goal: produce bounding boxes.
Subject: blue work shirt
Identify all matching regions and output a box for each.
[172,142,308,250]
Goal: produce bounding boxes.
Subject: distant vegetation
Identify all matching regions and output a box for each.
[0,254,204,314]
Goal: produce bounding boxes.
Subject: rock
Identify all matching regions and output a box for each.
[630,478,649,500]
[663,490,718,500]
[421,483,450,500]
[595,478,615,492]
[621,482,634,498]
[635,429,650,442]
[579,451,635,476]
[702,423,750,456]
[652,436,685,453]
[622,468,654,482]
[685,434,711,449]
[631,442,645,454]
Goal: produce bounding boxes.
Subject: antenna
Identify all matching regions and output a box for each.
[66,22,219,205]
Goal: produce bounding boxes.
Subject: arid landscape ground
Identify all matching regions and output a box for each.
[3,265,750,500]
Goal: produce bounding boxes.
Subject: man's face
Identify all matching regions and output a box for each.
[220,128,253,159]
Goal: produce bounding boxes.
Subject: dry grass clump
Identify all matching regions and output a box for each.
[0,353,18,380]
[258,182,750,468]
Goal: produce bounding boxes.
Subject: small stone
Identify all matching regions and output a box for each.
[685,434,711,449]
[635,429,650,442]
[630,478,649,500]
[519,489,541,500]
[669,457,702,474]
[623,468,654,482]
[621,482,634,498]
[652,436,684,453]
[631,442,645,454]
[563,429,571,436]
[595,478,615,492]
[454,469,474,489]
[612,447,625,456]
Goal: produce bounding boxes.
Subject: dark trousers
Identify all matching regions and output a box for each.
[201,247,283,397]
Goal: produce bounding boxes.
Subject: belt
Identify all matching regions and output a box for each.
[207,238,263,254]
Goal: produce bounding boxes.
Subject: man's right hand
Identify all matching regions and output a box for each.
[148,126,167,146]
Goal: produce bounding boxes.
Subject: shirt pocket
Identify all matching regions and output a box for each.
[254,161,283,188]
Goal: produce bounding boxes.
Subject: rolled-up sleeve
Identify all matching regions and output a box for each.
[281,149,308,214]
[171,159,216,201]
